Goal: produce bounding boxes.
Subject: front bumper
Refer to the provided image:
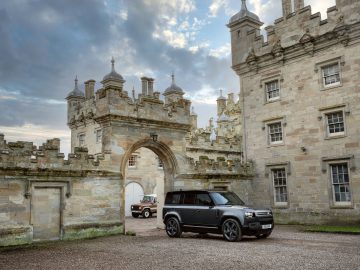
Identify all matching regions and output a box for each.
[131,210,143,214]
[242,217,274,235]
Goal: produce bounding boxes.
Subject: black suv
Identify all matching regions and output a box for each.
[163,190,273,242]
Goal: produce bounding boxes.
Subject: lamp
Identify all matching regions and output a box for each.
[150,133,158,142]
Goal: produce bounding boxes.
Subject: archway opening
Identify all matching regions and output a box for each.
[121,139,178,235]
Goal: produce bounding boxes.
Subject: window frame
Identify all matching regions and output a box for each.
[260,75,283,104]
[265,79,281,102]
[271,167,288,207]
[318,104,348,140]
[327,161,353,207]
[315,56,344,91]
[95,129,102,144]
[268,121,283,145]
[322,62,341,88]
[78,133,86,147]
[128,155,137,168]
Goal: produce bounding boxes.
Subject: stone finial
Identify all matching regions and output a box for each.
[111,56,115,72]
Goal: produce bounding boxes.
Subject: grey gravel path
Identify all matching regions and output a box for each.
[1,218,359,270]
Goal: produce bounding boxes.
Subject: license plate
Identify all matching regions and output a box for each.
[262,224,272,229]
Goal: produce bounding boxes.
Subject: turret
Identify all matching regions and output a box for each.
[163,73,184,104]
[216,89,227,116]
[101,57,125,90]
[227,0,263,69]
[66,76,85,124]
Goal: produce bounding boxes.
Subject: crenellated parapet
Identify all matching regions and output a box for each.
[184,155,253,179]
[0,135,102,173]
[229,0,360,75]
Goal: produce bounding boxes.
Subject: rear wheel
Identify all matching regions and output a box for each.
[131,213,139,218]
[142,209,151,218]
[165,217,182,238]
[222,218,242,242]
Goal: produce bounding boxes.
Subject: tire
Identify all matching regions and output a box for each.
[142,209,151,218]
[165,217,182,238]
[222,218,242,242]
[131,213,139,218]
[256,231,272,239]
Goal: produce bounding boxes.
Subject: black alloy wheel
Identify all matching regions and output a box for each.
[165,217,182,238]
[222,218,242,242]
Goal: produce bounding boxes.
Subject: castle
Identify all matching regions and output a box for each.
[0,0,359,247]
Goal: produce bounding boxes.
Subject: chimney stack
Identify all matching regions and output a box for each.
[141,77,148,96]
[85,79,95,99]
[147,78,154,96]
[294,0,304,11]
[282,0,292,17]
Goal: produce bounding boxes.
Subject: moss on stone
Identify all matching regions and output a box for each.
[63,225,124,241]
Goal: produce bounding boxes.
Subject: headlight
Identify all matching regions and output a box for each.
[245,212,254,218]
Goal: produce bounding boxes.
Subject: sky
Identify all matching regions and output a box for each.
[0,0,335,155]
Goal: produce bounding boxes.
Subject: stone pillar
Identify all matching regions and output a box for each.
[84,81,90,99]
[294,0,304,11]
[148,78,154,96]
[141,77,148,96]
[282,0,292,17]
[227,93,234,105]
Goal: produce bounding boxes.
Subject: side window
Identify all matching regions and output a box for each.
[165,193,181,205]
[196,193,212,206]
[183,193,196,205]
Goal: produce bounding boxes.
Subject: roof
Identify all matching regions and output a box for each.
[66,76,84,99]
[102,57,124,82]
[164,73,184,95]
[229,0,260,24]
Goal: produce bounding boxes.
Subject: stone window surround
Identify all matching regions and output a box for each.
[318,104,350,140]
[95,129,102,144]
[265,162,291,208]
[78,132,86,147]
[260,75,284,104]
[314,56,345,91]
[321,156,355,208]
[262,116,287,147]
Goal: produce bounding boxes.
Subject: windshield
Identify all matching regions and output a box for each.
[141,196,155,203]
[210,192,245,206]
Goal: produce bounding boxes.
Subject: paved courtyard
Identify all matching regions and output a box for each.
[1,218,359,270]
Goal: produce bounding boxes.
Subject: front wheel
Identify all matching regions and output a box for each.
[222,218,242,242]
[165,217,182,238]
[142,209,151,218]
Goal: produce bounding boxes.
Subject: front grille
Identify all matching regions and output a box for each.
[132,206,139,210]
[255,211,272,217]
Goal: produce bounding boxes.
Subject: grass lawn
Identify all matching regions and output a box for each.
[303,225,360,234]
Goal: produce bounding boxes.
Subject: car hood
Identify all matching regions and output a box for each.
[131,202,153,207]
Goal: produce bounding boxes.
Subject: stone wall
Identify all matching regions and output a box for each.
[0,136,123,246]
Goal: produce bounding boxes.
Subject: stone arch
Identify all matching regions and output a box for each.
[120,138,180,229]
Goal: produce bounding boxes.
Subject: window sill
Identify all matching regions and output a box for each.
[320,83,342,91]
[265,98,281,104]
[325,134,346,140]
[330,204,353,209]
[272,203,288,209]
[268,142,285,148]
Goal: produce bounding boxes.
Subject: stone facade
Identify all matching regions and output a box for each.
[228,0,360,224]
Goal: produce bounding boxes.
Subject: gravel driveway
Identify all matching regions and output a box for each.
[1,218,359,270]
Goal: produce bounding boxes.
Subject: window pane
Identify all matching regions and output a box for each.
[266,80,280,100]
[272,169,287,203]
[326,112,344,134]
[322,63,340,86]
[331,164,351,202]
[269,122,283,143]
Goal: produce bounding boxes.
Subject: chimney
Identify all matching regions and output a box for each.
[85,79,95,99]
[141,77,148,95]
[282,0,292,17]
[84,81,90,99]
[294,0,304,11]
[227,93,234,105]
[88,80,95,98]
[148,78,154,96]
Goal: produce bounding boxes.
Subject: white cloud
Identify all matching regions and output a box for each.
[185,84,218,105]
[209,43,231,58]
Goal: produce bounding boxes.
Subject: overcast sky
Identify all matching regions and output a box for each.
[0,0,335,155]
